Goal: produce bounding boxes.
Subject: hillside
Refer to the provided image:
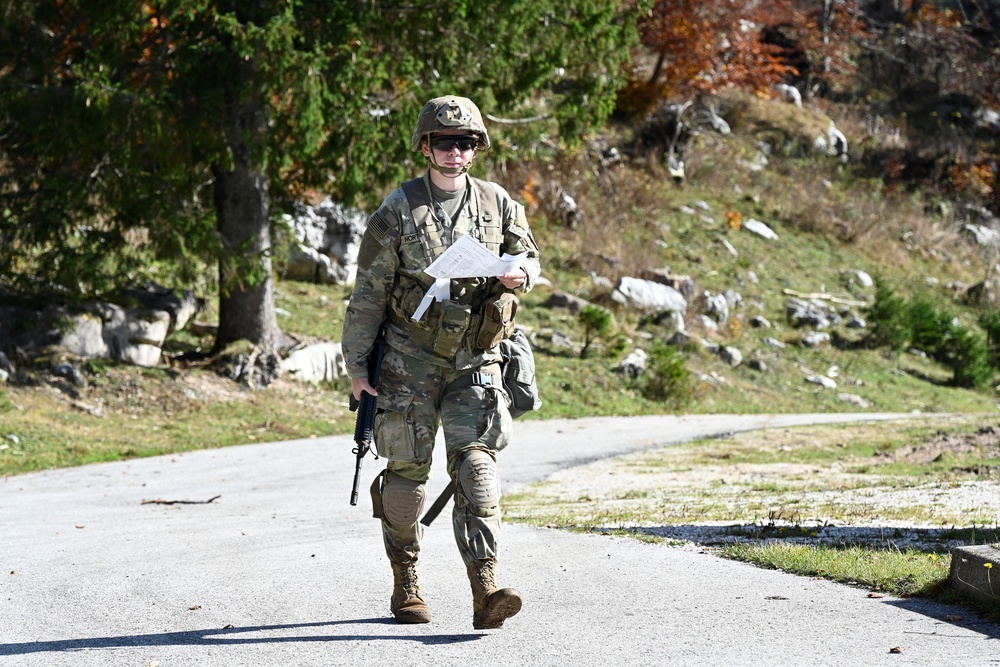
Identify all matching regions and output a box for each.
[491,90,998,417]
[1,90,998,476]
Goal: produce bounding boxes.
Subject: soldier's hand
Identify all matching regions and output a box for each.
[498,267,527,290]
[352,377,378,401]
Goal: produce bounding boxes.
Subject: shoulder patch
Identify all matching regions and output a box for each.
[366,209,392,240]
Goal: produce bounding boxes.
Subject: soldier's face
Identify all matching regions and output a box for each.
[423,131,477,171]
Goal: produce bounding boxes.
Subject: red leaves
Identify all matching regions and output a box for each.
[637,0,868,97]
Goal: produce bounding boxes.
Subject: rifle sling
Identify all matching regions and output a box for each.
[420,480,457,526]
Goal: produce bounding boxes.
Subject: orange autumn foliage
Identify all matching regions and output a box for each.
[637,0,869,99]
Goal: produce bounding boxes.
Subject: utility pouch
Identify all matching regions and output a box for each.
[475,291,518,351]
[498,329,542,418]
[432,300,472,357]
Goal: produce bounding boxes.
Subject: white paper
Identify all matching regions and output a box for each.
[411,277,451,321]
[424,234,526,279]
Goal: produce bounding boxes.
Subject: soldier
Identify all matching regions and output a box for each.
[341,95,541,629]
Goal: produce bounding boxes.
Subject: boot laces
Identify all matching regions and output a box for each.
[396,562,421,598]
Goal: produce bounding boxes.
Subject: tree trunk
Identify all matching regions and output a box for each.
[821,0,832,76]
[213,163,279,351]
[211,93,282,386]
[649,51,666,85]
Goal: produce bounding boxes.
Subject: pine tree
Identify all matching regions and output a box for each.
[0,1,641,382]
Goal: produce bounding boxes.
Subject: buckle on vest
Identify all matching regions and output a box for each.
[472,371,496,387]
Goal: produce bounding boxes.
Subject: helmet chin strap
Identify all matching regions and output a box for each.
[427,158,472,178]
[427,152,473,177]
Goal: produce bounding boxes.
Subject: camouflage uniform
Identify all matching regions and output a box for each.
[341,96,540,628]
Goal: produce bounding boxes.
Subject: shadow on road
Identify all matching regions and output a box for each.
[0,619,484,656]
[885,599,1000,641]
[628,523,998,552]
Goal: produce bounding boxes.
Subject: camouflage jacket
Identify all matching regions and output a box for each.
[342,171,541,379]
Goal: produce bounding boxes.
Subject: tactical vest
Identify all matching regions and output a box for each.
[399,175,503,263]
[386,175,514,359]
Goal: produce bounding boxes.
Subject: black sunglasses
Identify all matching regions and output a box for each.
[430,135,479,152]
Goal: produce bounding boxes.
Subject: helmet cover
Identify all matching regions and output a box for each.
[410,96,490,152]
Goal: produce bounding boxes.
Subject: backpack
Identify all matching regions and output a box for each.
[498,329,542,418]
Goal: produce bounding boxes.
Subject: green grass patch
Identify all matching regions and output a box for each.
[719,542,950,598]
[0,370,355,476]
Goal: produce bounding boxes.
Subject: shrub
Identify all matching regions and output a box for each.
[638,341,694,410]
[907,294,953,357]
[942,324,994,389]
[864,280,910,351]
[903,296,993,389]
[866,285,996,389]
[578,304,614,359]
[980,310,1000,369]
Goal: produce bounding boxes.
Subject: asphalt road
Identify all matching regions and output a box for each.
[3,413,998,667]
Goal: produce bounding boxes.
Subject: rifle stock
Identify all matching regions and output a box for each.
[349,328,386,506]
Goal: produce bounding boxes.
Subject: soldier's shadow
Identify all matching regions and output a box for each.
[0,618,484,656]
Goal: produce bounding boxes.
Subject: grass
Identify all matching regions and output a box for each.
[720,542,950,598]
[0,369,354,476]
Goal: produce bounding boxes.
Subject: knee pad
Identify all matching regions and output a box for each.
[382,472,426,526]
[455,449,499,517]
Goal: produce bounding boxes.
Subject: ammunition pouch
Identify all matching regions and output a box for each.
[474,291,518,351]
[434,300,473,357]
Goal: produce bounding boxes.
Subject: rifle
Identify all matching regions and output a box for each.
[349,327,386,506]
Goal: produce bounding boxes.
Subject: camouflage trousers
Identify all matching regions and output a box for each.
[372,345,512,566]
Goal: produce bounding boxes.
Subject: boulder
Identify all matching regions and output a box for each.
[281,198,368,285]
[117,283,201,333]
[838,393,873,408]
[639,269,696,302]
[806,374,837,389]
[543,291,591,315]
[802,332,832,348]
[613,277,688,314]
[703,291,730,326]
[281,342,348,383]
[97,304,170,367]
[2,295,178,369]
[964,224,1000,247]
[761,336,787,349]
[59,311,109,359]
[719,346,743,367]
[743,218,779,240]
[786,298,837,329]
[616,349,647,378]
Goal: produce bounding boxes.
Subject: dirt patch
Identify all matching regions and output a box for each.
[881,425,1000,465]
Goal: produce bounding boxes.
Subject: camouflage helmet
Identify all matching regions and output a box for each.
[410,96,490,152]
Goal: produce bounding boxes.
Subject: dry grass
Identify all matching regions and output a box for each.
[504,415,1000,543]
[494,152,673,283]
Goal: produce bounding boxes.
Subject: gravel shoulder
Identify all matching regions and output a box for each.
[504,414,1000,551]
